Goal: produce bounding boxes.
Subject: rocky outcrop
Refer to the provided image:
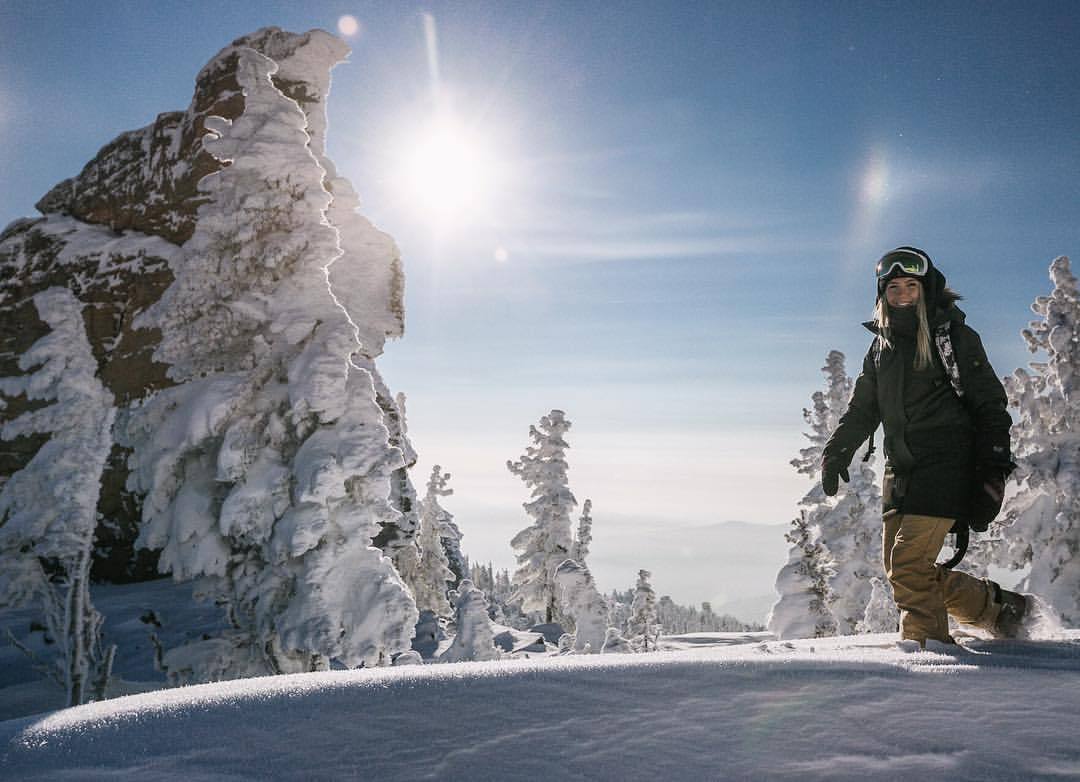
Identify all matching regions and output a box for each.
[0,27,408,584]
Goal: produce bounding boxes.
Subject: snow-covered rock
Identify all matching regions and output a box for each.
[0,28,418,680]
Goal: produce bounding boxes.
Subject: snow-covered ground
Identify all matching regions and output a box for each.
[2,605,1078,780]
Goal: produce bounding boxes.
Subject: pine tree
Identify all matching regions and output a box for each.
[600,626,634,654]
[627,569,661,651]
[999,255,1080,623]
[855,576,900,634]
[767,511,837,639]
[440,580,501,662]
[776,350,881,636]
[410,466,456,618]
[657,595,680,634]
[608,589,633,633]
[553,559,609,652]
[700,601,717,632]
[572,499,593,563]
[436,496,467,589]
[369,385,423,584]
[0,287,117,705]
[507,409,576,625]
[819,445,882,634]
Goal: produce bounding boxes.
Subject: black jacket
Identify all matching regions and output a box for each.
[823,302,1012,520]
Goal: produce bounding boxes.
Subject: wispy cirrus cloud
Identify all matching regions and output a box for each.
[515,235,809,261]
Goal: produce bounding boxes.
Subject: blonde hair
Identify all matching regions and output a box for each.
[875,280,933,370]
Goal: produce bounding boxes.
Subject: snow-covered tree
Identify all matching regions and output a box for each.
[553,559,609,653]
[369,385,422,582]
[600,626,634,654]
[767,511,837,640]
[0,287,117,705]
[121,47,416,680]
[657,595,677,631]
[700,601,717,632]
[472,562,519,626]
[627,569,661,651]
[400,466,457,658]
[431,483,467,590]
[999,255,1080,624]
[407,466,456,619]
[855,576,900,634]
[440,580,501,663]
[572,499,593,563]
[608,589,633,633]
[774,350,881,636]
[507,409,576,624]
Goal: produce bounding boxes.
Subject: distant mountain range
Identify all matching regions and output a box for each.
[588,519,790,625]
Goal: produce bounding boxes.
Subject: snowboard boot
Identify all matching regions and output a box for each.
[990,582,1031,639]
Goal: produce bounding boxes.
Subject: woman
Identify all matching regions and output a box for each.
[821,246,1028,646]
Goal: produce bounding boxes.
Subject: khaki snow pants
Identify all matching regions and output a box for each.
[883,512,1001,645]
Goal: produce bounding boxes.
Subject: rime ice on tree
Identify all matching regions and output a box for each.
[1000,256,1080,624]
[410,466,456,619]
[553,559,609,653]
[507,409,576,625]
[600,626,634,654]
[572,499,593,563]
[796,352,882,634]
[122,45,416,680]
[0,288,117,705]
[856,577,900,634]
[768,511,837,640]
[627,569,661,652]
[769,350,880,638]
[440,580,501,663]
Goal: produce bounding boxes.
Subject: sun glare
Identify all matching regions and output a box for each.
[337,15,360,38]
[395,110,501,229]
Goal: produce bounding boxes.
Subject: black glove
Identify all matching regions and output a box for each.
[970,465,1006,531]
[821,459,850,497]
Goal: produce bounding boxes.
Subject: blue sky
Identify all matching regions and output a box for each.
[2,2,1078,607]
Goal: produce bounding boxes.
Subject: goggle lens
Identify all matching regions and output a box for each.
[876,251,928,279]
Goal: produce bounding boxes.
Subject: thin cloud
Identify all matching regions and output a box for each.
[514,233,838,263]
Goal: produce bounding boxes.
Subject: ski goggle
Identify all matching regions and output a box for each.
[876,249,930,279]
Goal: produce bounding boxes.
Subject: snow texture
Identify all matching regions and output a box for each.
[2,579,1077,780]
[1000,256,1080,624]
[20,636,1049,782]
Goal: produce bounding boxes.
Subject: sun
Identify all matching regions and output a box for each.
[394,109,501,228]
